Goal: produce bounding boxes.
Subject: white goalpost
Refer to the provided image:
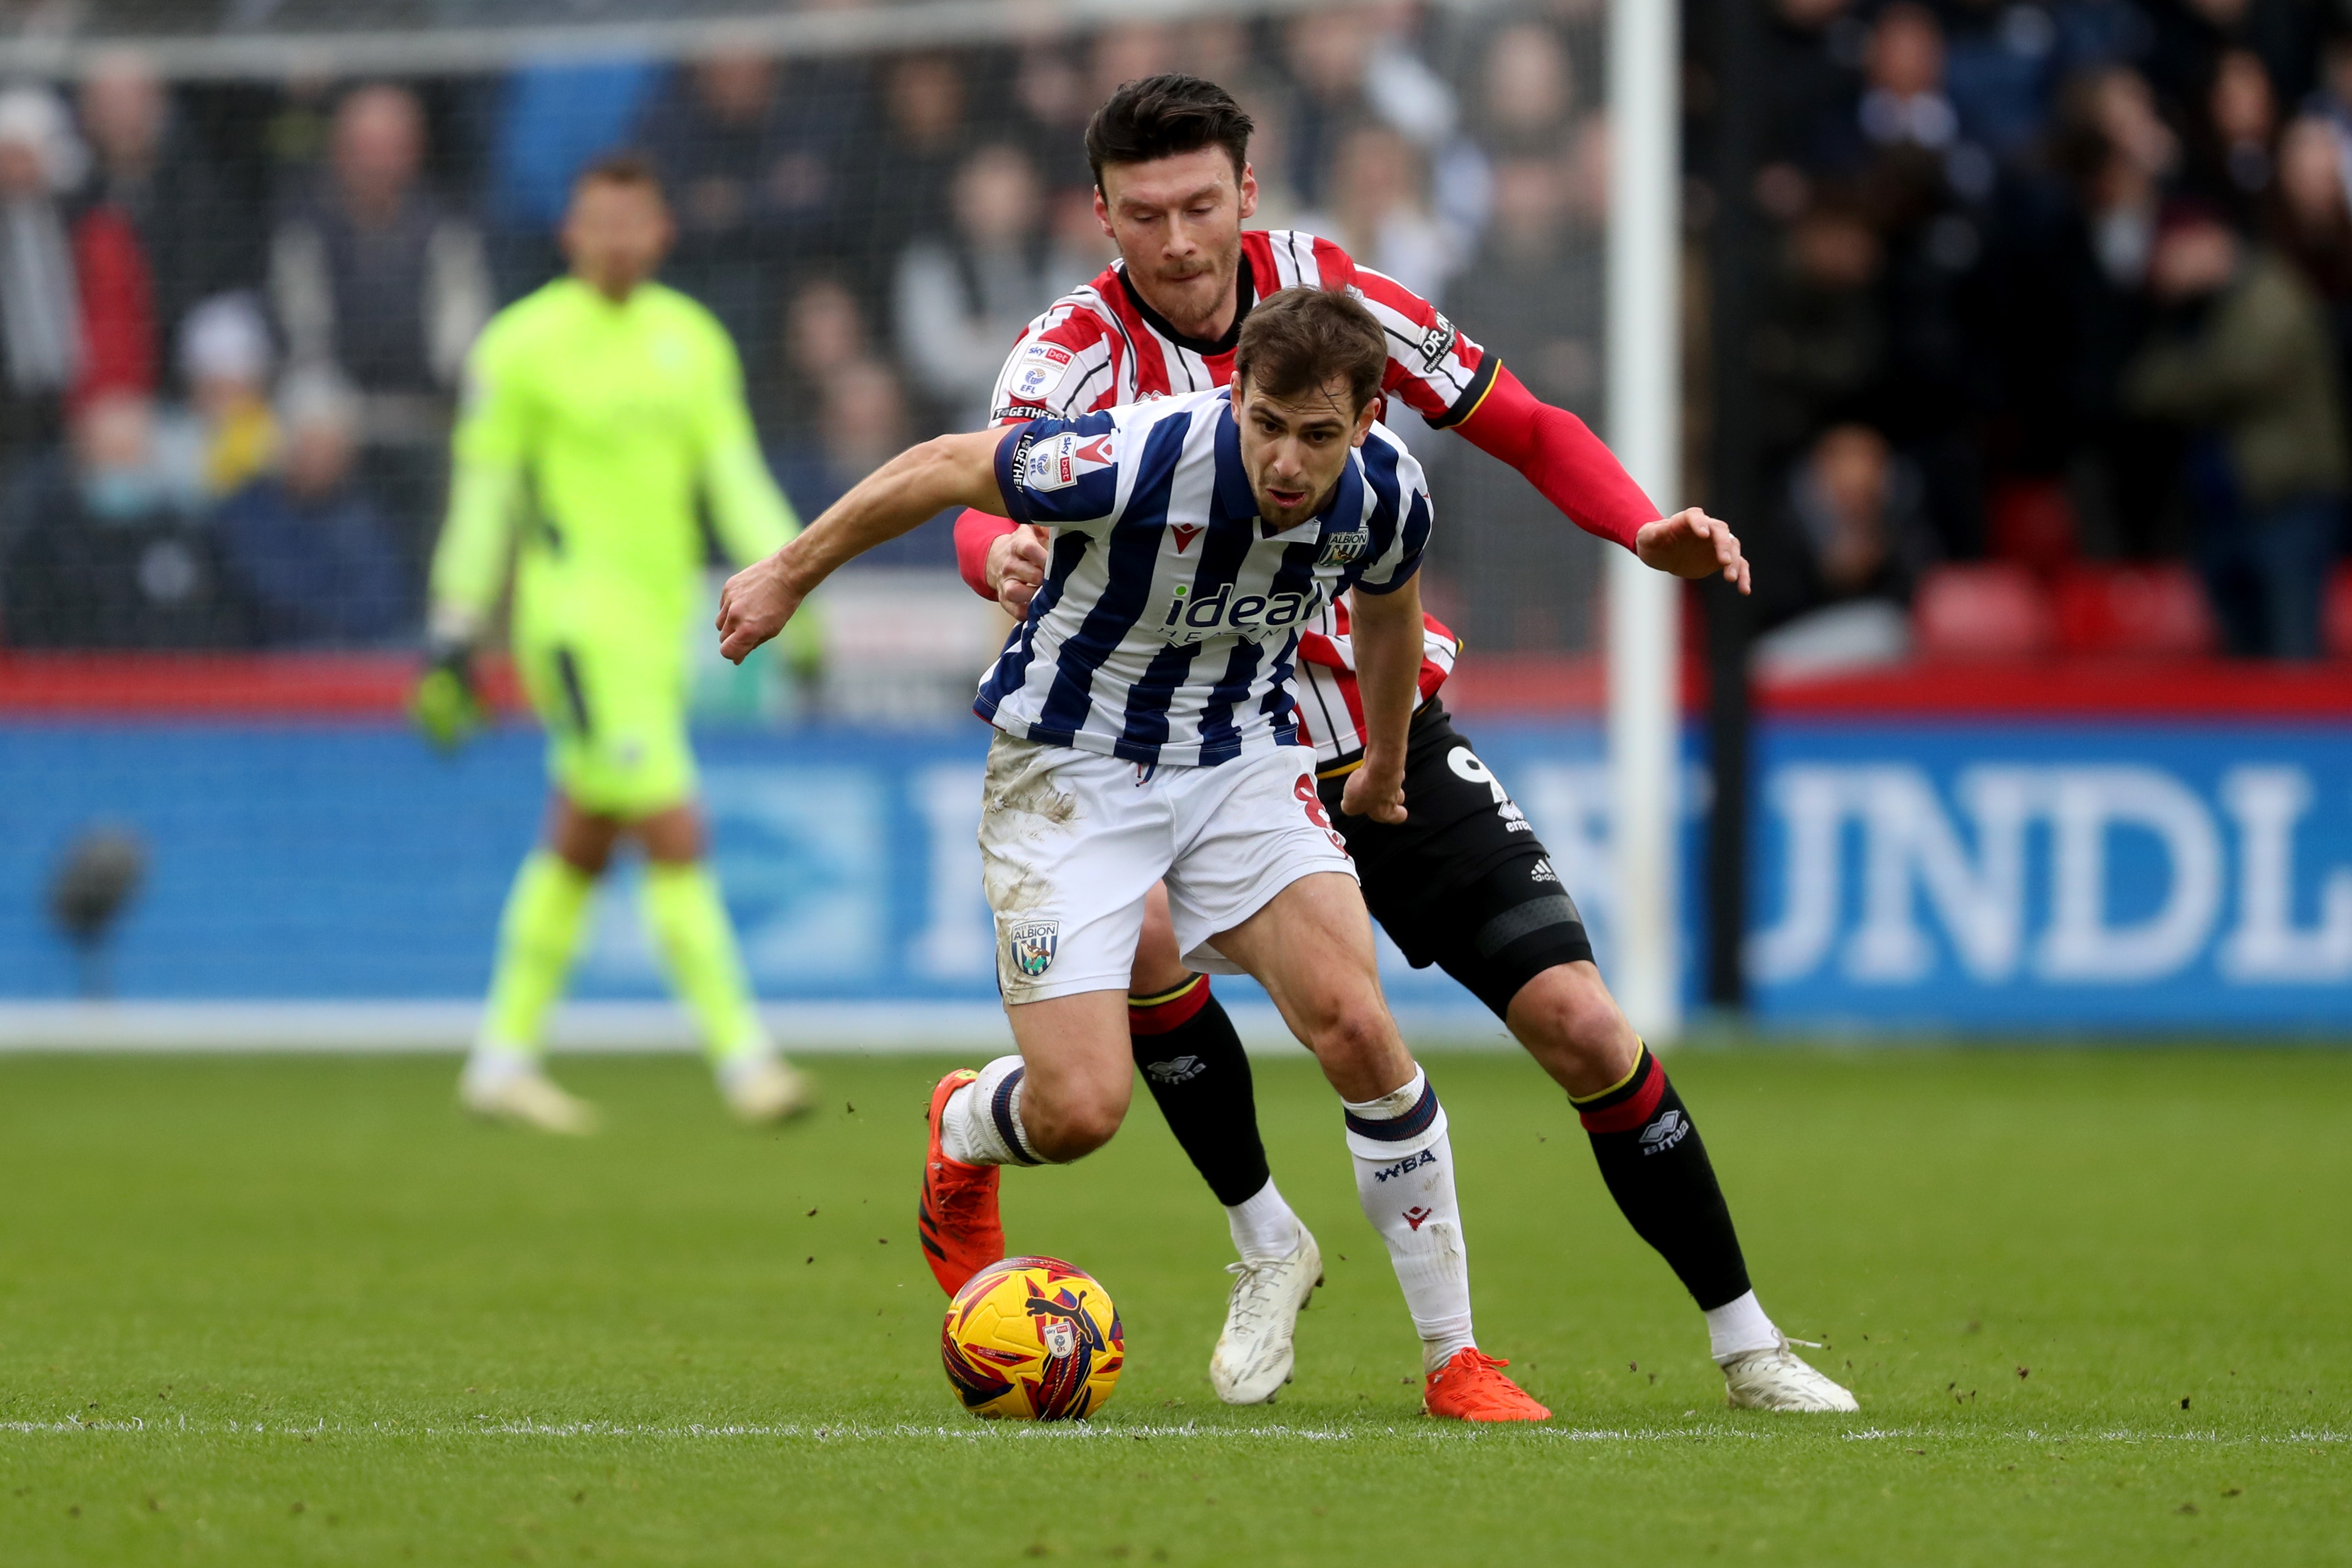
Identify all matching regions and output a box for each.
[1605,0,1684,1043]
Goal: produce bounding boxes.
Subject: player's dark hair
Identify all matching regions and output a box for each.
[1086,74,1253,190]
[574,150,665,200]
[1233,287,1388,417]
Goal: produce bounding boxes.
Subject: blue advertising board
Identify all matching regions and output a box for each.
[1745,722,2352,1030]
[2,715,2348,1033]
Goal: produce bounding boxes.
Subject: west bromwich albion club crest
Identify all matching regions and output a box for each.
[1318,527,1370,566]
[1008,920,1059,977]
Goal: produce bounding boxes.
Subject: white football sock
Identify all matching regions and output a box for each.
[1225,1177,1303,1265]
[1343,1066,1476,1373]
[938,1055,1041,1167]
[1704,1290,1781,1362]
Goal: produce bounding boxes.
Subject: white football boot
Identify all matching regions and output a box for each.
[1210,1225,1323,1404]
[720,1055,818,1125]
[459,1063,601,1136]
[1720,1338,1859,1411]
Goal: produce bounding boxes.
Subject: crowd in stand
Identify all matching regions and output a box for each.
[0,1,2342,662]
[1736,0,2352,663]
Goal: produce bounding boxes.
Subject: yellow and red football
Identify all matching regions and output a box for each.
[940,1256,1123,1420]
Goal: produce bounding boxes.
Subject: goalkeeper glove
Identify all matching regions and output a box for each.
[412,638,485,753]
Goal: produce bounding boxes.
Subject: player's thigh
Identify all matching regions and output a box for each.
[1210,871,1408,1101]
[980,736,1163,1007]
[518,635,696,821]
[1160,746,1353,979]
[1003,988,1135,1158]
[1128,883,1192,998]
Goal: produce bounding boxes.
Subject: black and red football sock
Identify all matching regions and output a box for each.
[1127,974,1271,1208]
[1572,1043,1752,1311]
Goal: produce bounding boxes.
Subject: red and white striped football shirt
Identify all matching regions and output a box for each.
[988,229,1495,430]
[1295,597,1462,771]
[986,229,1478,766]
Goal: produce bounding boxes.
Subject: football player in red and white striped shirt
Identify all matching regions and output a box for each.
[957,76,1851,1418]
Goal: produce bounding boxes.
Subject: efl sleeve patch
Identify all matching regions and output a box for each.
[997,414,1122,531]
[1004,340,1078,406]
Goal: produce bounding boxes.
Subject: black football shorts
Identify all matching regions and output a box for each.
[1320,699,1595,1018]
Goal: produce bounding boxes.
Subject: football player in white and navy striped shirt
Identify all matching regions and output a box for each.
[719,286,1551,1420]
[959,76,1853,1419]
[970,385,1427,767]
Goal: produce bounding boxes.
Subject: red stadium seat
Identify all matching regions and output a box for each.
[1912,563,2057,660]
[1987,479,2079,575]
[2051,564,2216,656]
[2327,562,2352,660]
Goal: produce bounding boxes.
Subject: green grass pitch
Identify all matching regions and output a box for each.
[1,1046,2346,1566]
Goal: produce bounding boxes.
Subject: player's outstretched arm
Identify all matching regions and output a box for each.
[1635,507,1751,595]
[717,428,1008,663]
[1337,577,1425,827]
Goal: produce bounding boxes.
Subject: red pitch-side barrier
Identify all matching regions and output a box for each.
[0,650,2348,721]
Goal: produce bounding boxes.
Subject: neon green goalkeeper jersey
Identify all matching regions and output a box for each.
[429,276,798,659]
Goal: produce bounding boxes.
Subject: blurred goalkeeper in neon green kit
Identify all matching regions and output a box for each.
[418,153,816,1132]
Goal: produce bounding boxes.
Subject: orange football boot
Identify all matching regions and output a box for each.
[1423,1349,1552,1422]
[918,1068,1005,1296]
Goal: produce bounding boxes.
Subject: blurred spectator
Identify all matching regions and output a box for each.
[1940,0,2063,161]
[635,52,856,353]
[1,391,243,647]
[2273,113,2352,290]
[770,274,869,446]
[1090,24,1180,108]
[269,84,490,413]
[1010,40,1093,193]
[853,53,967,267]
[178,292,278,498]
[2047,66,2181,556]
[75,50,240,370]
[1751,198,1887,462]
[1474,21,1580,158]
[1854,3,1960,161]
[895,144,1065,432]
[270,83,487,573]
[1282,7,1378,209]
[1297,122,1460,301]
[1755,0,1867,213]
[771,357,950,568]
[1445,155,1599,413]
[0,89,88,449]
[2193,49,2279,224]
[1752,423,1937,651]
[213,369,409,646]
[2271,114,2352,447]
[2123,204,2349,658]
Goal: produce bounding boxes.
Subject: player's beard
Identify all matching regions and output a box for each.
[1143,240,1242,338]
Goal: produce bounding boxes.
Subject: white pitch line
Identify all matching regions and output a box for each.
[3,1418,2344,1446]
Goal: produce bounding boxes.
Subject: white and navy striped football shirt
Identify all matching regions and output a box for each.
[976,387,1432,769]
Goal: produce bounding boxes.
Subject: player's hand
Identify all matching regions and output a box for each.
[1339,758,1407,825]
[1635,507,1750,594]
[988,525,1050,618]
[412,640,484,753]
[717,552,804,664]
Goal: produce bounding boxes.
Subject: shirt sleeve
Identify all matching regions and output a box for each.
[993,410,1125,533]
[428,324,529,638]
[987,301,1117,425]
[1349,448,1432,596]
[1345,258,1497,430]
[692,317,802,566]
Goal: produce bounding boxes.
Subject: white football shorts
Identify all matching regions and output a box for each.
[978,733,1356,1004]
